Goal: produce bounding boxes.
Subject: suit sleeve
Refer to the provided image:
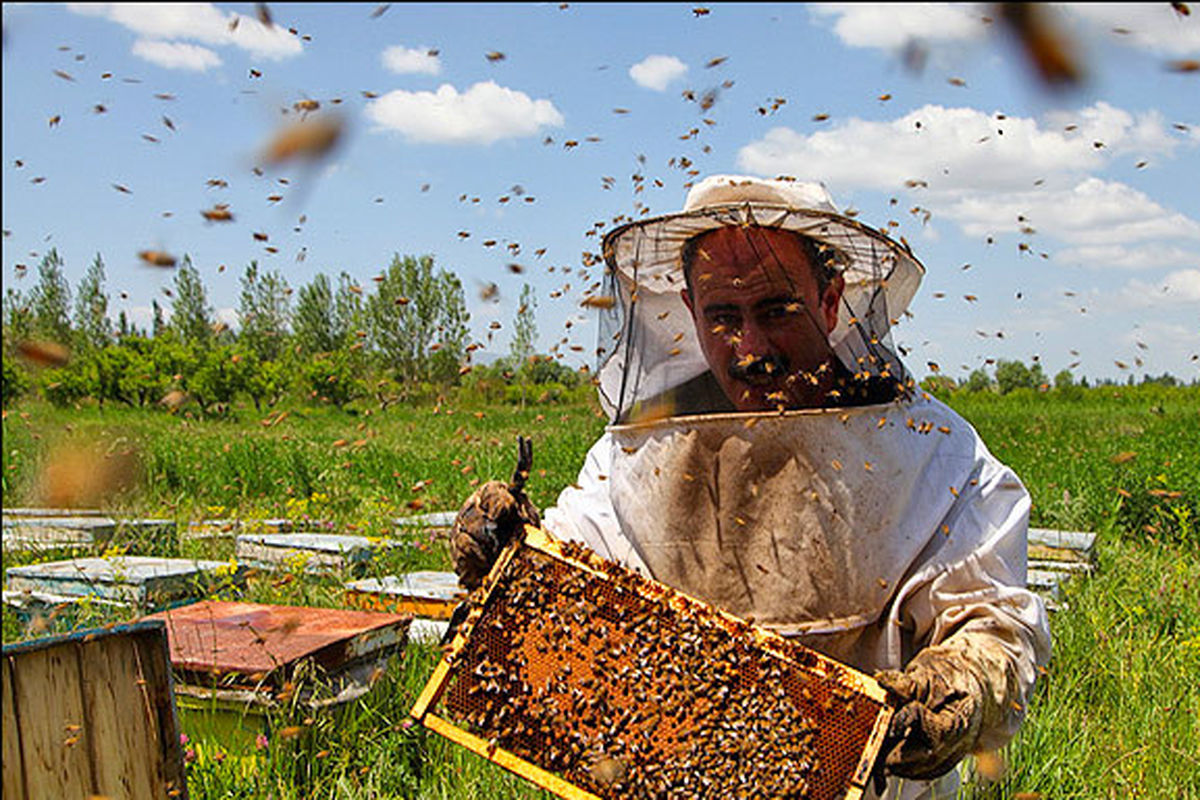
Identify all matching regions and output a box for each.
[889,444,1053,750]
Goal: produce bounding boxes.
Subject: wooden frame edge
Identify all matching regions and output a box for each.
[423,713,600,800]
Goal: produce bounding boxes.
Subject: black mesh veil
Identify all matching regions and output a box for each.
[592,177,926,423]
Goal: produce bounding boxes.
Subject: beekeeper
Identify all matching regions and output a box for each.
[452,175,1052,799]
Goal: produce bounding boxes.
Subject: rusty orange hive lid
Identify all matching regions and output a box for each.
[143,600,410,680]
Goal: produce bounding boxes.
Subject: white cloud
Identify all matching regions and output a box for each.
[808,3,987,50]
[943,179,1200,245]
[1066,4,1200,58]
[736,102,1199,267]
[810,3,1200,58]
[131,39,222,71]
[738,102,1179,194]
[382,45,441,75]
[1055,243,1200,270]
[629,55,688,91]
[365,81,564,145]
[1114,268,1200,308]
[68,3,302,61]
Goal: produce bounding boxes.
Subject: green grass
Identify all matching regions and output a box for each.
[3,385,1198,798]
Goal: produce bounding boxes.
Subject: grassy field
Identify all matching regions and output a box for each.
[2,385,1198,798]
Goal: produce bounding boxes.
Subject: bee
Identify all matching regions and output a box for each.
[138,250,177,268]
[201,205,234,222]
[262,114,343,165]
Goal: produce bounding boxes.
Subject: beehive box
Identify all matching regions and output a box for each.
[412,527,892,800]
[5,556,245,611]
[143,601,412,723]
[345,571,463,620]
[235,532,392,574]
[2,620,187,800]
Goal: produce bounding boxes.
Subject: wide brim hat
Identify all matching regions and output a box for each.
[594,175,925,419]
[600,174,926,343]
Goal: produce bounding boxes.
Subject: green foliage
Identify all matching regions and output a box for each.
[29,248,72,345]
[366,254,470,388]
[293,273,338,355]
[302,350,365,409]
[510,283,538,364]
[963,367,992,393]
[919,374,957,396]
[72,253,111,353]
[3,287,36,353]
[2,353,29,407]
[523,355,580,386]
[39,364,90,407]
[171,256,214,348]
[238,262,291,362]
[188,345,248,414]
[994,359,1034,394]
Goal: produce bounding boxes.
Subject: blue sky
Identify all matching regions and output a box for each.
[3,3,1198,382]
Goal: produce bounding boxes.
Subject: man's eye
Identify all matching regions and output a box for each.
[765,303,801,319]
[709,314,739,329]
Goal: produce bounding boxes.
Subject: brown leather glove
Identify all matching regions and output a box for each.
[873,642,985,781]
[450,437,540,590]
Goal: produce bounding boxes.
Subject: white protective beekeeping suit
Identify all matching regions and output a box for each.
[542,175,1052,799]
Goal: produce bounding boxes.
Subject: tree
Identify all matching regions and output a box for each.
[430,272,470,383]
[151,300,167,338]
[510,283,538,367]
[366,254,470,386]
[73,254,111,352]
[1053,369,1074,389]
[188,345,247,414]
[920,375,957,396]
[334,272,364,347]
[170,256,213,347]
[3,288,35,354]
[2,353,29,407]
[964,368,992,393]
[994,359,1034,394]
[294,273,338,354]
[237,262,291,362]
[29,249,72,345]
[1029,362,1048,390]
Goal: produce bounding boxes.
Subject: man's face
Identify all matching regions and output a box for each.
[681,226,844,411]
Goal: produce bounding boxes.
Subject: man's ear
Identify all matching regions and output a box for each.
[821,273,845,332]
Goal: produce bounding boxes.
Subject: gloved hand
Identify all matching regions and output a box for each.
[450,437,540,590]
[873,642,985,781]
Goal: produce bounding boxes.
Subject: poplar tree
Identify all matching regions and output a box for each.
[170,256,212,347]
[73,254,112,351]
[30,248,72,344]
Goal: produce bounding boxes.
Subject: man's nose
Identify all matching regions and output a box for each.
[734,321,773,359]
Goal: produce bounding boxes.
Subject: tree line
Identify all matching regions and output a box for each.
[2,249,581,412]
[919,359,1194,398]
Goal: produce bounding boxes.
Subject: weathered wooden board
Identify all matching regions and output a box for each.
[2,656,27,800]
[345,572,463,620]
[2,620,186,800]
[5,556,243,610]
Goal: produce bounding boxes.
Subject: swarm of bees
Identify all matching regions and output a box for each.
[429,537,888,799]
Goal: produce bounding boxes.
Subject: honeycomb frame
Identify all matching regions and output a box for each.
[412,526,893,799]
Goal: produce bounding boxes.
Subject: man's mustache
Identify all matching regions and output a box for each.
[728,353,791,383]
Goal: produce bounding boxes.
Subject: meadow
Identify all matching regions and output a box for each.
[2,384,1198,798]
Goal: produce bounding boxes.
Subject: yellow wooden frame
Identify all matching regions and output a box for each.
[411,525,891,800]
